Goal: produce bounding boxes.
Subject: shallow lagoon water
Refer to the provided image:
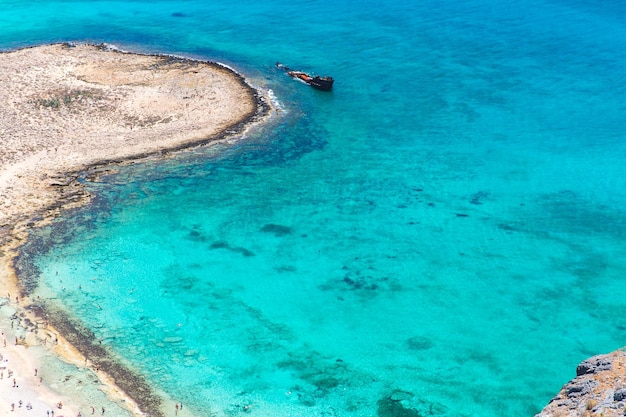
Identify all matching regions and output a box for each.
[4,0,626,416]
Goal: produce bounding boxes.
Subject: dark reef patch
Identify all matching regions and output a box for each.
[234,247,255,257]
[497,223,518,232]
[260,223,292,237]
[274,265,297,273]
[377,390,448,417]
[318,259,402,298]
[186,229,207,242]
[318,274,379,293]
[377,395,420,417]
[161,274,198,293]
[276,349,352,398]
[406,336,433,351]
[210,240,255,257]
[210,240,229,249]
[469,191,490,205]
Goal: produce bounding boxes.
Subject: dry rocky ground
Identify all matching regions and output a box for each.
[0,42,262,241]
[536,350,626,417]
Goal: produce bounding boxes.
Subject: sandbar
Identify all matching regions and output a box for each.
[0,42,271,416]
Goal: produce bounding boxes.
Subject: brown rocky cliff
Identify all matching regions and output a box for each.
[536,350,626,416]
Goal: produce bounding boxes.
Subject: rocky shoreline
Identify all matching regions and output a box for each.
[536,349,626,417]
[0,42,269,244]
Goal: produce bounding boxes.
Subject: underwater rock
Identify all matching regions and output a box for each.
[187,229,207,242]
[298,392,316,407]
[406,336,433,351]
[377,395,420,417]
[274,265,297,273]
[389,390,414,402]
[312,376,340,391]
[319,267,401,298]
[210,240,229,249]
[234,247,255,257]
[209,240,255,256]
[378,390,448,417]
[260,223,292,236]
[497,223,517,232]
[469,191,490,205]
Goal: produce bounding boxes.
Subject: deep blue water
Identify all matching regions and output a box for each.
[3,0,626,416]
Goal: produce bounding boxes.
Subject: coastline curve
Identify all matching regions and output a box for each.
[0,42,273,417]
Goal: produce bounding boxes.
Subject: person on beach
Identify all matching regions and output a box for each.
[175,403,179,415]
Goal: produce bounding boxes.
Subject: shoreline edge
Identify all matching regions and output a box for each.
[0,42,274,416]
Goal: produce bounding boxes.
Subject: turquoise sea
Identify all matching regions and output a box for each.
[3,0,626,416]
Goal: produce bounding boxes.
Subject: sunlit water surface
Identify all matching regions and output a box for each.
[4,0,626,416]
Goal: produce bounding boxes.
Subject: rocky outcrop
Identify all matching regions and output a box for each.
[536,349,626,417]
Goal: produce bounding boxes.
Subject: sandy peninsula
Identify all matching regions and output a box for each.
[0,43,270,416]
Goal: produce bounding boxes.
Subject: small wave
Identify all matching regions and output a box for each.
[267,89,286,114]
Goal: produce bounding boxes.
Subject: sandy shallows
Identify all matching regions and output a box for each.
[0,42,264,235]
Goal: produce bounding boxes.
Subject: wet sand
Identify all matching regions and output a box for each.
[0,42,271,416]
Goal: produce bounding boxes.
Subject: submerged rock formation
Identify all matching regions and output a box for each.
[536,349,626,417]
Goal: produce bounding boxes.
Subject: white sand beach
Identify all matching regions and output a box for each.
[0,43,269,416]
